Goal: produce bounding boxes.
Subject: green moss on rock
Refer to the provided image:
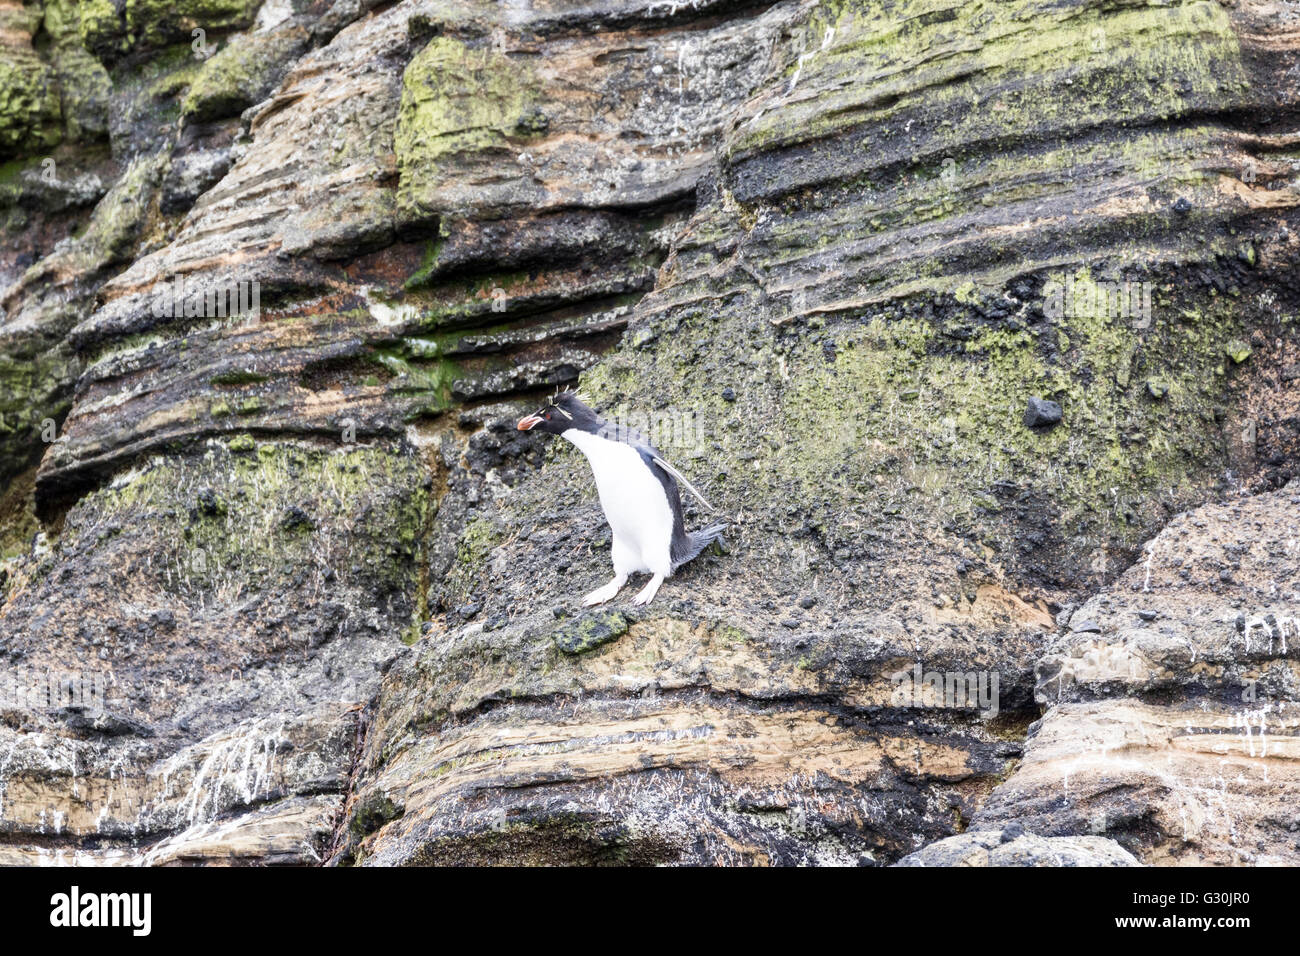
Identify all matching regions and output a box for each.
[1224,340,1251,364]
[79,0,130,60]
[350,792,404,839]
[394,35,538,219]
[50,42,112,142]
[181,24,309,123]
[552,612,631,655]
[438,515,502,608]
[65,153,164,271]
[40,0,83,44]
[0,341,77,488]
[126,0,261,50]
[87,441,429,612]
[0,47,62,158]
[38,0,112,142]
[77,0,261,60]
[736,0,1245,161]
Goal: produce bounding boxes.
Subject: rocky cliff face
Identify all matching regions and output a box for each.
[0,0,1297,866]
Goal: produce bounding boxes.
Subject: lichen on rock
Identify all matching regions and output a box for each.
[0,6,62,157]
[552,611,630,655]
[394,34,540,221]
[181,20,308,124]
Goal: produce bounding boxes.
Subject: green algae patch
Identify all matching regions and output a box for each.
[181,25,308,123]
[372,347,460,402]
[211,369,269,386]
[79,0,260,59]
[50,153,166,277]
[0,467,40,564]
[126,0,261,50]
[730,0,1247,196]
[84,442,429,622]
[403,232,449,291]
[777,281,1238,550]
[439,516,503,609]
[0,342,78,486]
[585,256,1254,587]
[350,791,405,839]
[394,35,538,218]
[552,611,630,655]
[52,44,112,143]
[0,48,62,158]
[79,0,129,59]
[40,0,83,43]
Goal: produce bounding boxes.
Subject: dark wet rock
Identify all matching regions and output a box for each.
[280,506,313,531]
[552,611,630,655]
[160,147,233,214]
[1023,397,1063,429]
[196,488,225,518]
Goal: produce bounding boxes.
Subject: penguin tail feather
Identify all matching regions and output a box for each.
[672,523,727,573]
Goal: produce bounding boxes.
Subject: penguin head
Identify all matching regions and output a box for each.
[516,388,598,435]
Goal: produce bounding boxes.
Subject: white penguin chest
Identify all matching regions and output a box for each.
[562,430,673,555]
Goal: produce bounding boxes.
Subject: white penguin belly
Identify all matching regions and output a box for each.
[563,429,673,574]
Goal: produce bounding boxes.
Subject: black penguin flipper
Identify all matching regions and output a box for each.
[639,452,723,572]
[671,523,727,573]
[637,447,687,553]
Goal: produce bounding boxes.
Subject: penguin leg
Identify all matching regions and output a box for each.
[581,572,627,606]
[581,535,636,605]
[631,573,664,606]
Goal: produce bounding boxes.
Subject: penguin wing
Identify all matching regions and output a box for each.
[641,451,724,572]
[650,456,714,512]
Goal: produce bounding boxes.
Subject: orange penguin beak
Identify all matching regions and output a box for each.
[517,414,543,431]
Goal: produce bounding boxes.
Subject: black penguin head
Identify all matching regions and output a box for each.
[516,388,599,435]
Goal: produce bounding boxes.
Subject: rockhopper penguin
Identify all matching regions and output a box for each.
[518,389,725,606]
